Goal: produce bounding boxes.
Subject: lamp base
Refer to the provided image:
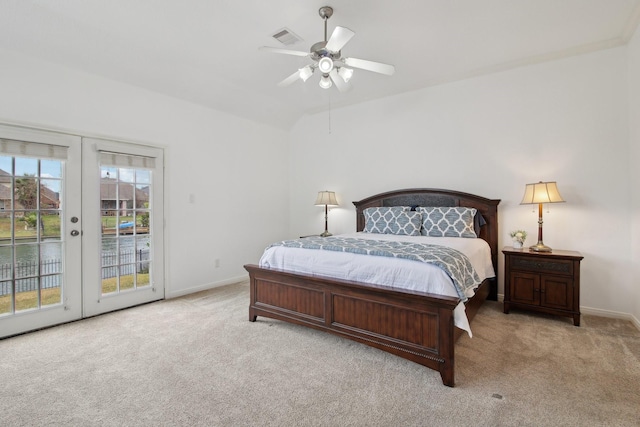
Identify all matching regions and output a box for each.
[529,243,552,253]
[320,231,332,237]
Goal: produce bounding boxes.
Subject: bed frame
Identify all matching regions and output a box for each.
[245,188,500,386]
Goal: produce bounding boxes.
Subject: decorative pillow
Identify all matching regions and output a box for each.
[417,207,478,238]
[363,207,421,236]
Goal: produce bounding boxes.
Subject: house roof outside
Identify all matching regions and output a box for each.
[0,168,55,207]
[100,178,149,203]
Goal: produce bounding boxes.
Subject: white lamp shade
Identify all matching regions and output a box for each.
[520,181,565,205]
[315,191,338,206]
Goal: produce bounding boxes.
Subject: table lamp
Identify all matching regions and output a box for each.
[520,181,565,252]
[315,191,338,237]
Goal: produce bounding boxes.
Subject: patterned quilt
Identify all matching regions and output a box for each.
[267,236,482,301]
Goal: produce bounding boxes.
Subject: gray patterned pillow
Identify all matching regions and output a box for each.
[363,207,421,236]
[417,207,478,238]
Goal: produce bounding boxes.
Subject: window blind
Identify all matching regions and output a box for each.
[99,151,156,170]
[0,138,68,160]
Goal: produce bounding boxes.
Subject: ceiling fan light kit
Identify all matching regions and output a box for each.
[261,5,395,92]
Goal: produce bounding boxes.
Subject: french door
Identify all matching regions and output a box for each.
[0,126,164,338]
[82,138,164,316]
[0,125,82,338]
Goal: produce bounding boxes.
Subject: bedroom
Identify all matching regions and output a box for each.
[0,0,638,416]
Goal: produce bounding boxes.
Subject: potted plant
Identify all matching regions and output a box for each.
[510,230,527,249]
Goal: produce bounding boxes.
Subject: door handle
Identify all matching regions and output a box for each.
[70,230,80,237]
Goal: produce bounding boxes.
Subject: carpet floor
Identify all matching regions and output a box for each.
[1,281,639,426]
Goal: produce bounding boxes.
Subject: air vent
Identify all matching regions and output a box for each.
[271,28,302,46]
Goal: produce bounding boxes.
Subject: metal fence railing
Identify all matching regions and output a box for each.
[0,249,150,296]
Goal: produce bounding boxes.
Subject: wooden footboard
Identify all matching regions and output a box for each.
[245,264,480,387]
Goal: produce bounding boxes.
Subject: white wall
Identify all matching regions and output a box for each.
[629,29,640,327]
[290,46,633,317]
[1,40,635,322]
[0,47,290,298]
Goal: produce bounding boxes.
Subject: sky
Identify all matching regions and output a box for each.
[0,155,62,193]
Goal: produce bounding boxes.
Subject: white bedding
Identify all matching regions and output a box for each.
[259,232,495,337]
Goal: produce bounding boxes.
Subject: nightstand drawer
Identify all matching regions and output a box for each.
[510,255,573,276]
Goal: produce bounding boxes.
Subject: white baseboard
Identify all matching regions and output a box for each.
[165,274,248,299]
[581,306,640,331]
[495,294,639,331]
[633,315,640,331]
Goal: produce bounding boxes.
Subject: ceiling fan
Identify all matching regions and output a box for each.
[260,6,395,92]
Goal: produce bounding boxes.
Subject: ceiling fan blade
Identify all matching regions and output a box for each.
[329,69,351,93]
[259,46,309,57]
[325,26,355,52]
[344,57,395,76]
[277,70,302,87]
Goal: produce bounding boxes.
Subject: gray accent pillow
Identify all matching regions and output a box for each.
[417,207,478,238]
[363,207,421,236]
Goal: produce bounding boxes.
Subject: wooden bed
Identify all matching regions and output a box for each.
[244,188,500,387]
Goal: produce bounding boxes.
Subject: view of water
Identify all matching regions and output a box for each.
[0,235,150,264]
[0,235,151,294]
[0,235,150,281]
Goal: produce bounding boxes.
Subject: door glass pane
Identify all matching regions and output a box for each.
[0,245,12,315]
[0,280,11,315]
[100,164,153,295]
[0,154,65,314]
[14,157,37,176]
[14,176,38,210]
[15,278,38,311]
[41,211,61,240]
[0,213,12,245]
[0,156,12,176]
[16,211,38,239]
[41,159,62,179]
[41,275,62,307]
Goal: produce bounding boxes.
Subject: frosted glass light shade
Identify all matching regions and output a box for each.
[319,75,332,89]
[338,67,353,82]
[318,57,334,73]
[299,66,313,82]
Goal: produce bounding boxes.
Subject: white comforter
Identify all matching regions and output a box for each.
[259,232,495,337]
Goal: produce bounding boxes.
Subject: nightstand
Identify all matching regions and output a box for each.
[503,247,584,326]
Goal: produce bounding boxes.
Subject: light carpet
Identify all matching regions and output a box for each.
[1,281,639,426]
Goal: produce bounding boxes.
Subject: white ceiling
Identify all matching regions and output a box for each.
[1,0,639,130]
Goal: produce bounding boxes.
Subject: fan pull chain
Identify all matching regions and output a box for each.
[328,93,332,134]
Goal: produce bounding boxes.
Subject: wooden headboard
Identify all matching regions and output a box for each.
[353,188,501,296]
